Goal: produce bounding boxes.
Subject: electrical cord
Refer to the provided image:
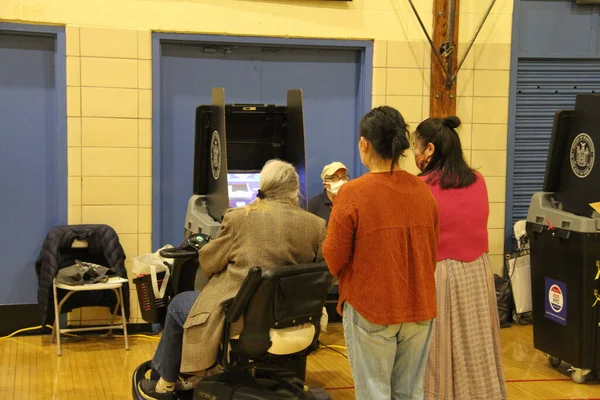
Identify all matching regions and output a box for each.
[3,326,350,348]
[318,341,348,359]
[117,334,160,340]
[0,324,160,341]
[0,325,46,340]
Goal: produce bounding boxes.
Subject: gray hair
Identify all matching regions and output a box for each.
[247,159,300,211]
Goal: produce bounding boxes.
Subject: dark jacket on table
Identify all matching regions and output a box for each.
[180,200,327,374]
[35,224,129,326]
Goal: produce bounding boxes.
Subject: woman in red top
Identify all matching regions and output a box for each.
[414,116,506,400]
[323,106,439,400]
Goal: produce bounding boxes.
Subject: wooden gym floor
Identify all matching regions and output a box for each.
[0,323,598,399]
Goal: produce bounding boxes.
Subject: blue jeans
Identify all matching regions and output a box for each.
[343,302,433,400]
[152,290,200,382]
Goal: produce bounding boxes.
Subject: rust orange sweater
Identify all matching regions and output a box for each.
[323,170,439,325]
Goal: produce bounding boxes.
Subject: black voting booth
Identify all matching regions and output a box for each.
[526,94,600,384]
[186,89,326,399]
[184,88,308,242]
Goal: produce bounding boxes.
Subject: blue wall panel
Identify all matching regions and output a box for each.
[261,48,360,197]
[159,44,264,247]
[517,1,600,58]
[0,30,65,305]
[154,37,368,248]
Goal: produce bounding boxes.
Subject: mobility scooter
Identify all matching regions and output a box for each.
[131,234,331,400]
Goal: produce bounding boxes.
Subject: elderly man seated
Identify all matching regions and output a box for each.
[138,159,327,400]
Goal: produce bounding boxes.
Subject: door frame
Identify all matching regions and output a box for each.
[504,0,522,251]
[0,22,68,226]
[151,33,373,249]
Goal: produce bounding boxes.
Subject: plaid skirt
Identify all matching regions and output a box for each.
[423,254,507,400]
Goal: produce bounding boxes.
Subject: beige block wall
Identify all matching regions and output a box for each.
[459,2,512,272]
[65,27,152,324]
[1,0,513,323]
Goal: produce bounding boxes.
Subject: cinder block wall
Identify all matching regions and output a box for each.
[0,0,513,324]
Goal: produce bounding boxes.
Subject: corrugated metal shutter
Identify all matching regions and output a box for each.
[511,59,600,226]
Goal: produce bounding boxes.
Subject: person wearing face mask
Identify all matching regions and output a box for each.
[414,116,506,400]
[323,106,439,400]
[307,161,350,225]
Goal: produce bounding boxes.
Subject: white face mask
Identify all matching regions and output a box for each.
[326,179,346,195]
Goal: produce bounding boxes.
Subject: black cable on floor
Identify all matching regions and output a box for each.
[318,341,348,359]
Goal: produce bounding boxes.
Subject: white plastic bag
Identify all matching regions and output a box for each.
[132,245,174,299]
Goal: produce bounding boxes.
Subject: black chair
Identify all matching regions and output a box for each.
[193,262,332,400]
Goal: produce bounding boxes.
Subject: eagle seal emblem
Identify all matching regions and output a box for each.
[570,133,595,178]
[210,130,221,180]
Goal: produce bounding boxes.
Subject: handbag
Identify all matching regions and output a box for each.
[56,260,114,286]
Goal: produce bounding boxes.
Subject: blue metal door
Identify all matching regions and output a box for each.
[157,43,362,248]
[261,47,360,197]
[159,44,264,247]
[0,32,61,305]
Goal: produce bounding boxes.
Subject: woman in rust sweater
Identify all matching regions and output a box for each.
[323,106,439,400]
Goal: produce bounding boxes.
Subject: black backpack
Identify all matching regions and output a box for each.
[494,274,512,328]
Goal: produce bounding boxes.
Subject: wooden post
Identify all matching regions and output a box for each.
[430,0,460,118]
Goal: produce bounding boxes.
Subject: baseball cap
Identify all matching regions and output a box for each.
[321,161,348,181]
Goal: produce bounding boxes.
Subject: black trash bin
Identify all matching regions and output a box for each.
[526,192,600,384]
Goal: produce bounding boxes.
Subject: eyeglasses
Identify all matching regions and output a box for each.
[324,175,350,183]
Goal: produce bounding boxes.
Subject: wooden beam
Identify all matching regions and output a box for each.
[430,0,460,118]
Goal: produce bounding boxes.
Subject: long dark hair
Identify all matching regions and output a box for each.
[414,116,476,189]
[359,106,410,173]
